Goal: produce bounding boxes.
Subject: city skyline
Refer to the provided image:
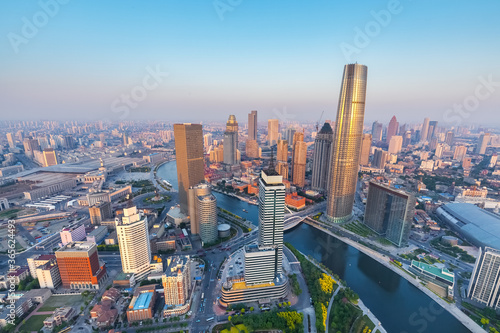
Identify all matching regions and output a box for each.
[1,1,499,125]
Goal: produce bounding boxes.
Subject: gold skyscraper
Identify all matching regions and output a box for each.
[327,64,368,222]
[174,123,205,213]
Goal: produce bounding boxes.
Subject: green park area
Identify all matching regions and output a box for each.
[19,314,49,332]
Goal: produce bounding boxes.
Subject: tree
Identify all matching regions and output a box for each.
[241,308,245,314]
[228,316,232,322]
[249,307,254,311]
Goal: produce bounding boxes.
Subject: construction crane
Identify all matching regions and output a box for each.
[316,110,325,133]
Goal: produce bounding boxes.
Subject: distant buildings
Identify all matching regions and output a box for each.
[162,256,192,316]
[388,135,403,155]
[188,183,218,244]
[453,145,467,161]
[268,119,279,146]
[386,116,399,144]
[248,110,258,141]
[42,148,58,167]
[116,206,151,281]
[371,121,383,142]
[311,122,333,192]
[359,133,372,167]
[174,123,204,213]
[55,242,108,290]
[364,181,416,247]
[420,117,430,143]
[327,63,368,223]
[475,133,491,155]
[276,139,289,179]
[468,247,500,310]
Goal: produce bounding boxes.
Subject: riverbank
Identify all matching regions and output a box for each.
[212,188,258,206]
[303,219,484,333]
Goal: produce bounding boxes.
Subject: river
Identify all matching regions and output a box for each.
[156,161,470,333]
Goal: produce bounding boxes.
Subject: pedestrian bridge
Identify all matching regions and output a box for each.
[283,216,307,231]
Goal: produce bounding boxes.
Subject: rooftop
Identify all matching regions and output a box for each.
[57,241,95,252]
[133,292,153,311]
[411,260,454,283]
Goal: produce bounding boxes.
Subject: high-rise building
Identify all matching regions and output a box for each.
[311,122,334,192]
[292,133,307,188]
[203,133,213,150]
[36,259,61,289]
[364,182,416,247]
[445,131,454,146]
[248,110,258,141]
[327,64,367,223]
[188,183,218,244]
[453,146,467,162]
[89,201,113,225]
[27,254,56,279]
[246,166,286,284]
[267,119,279,146]
[403,131,412,147]
[371,121,383,142]
[427,121,438,141]
[162,256,191,310]
[116,206,151,281]
[386,116,399,143]
[223,115,239,165]
[435,143,446,158]
[372,149,388,169]
[359,133,372,166]
[388,135,403,155]
[276,140,288,162]
[275,162,289,179]
[60,225,86,246]
[174,123,205,213]
[6,132,15,149]
[421,118,430,143]
[285,127,296,144]
[23,137,40,157]
[42,148,58,167]
[475,133,491,155]
[55,242,108,290]
[468,247,500,310]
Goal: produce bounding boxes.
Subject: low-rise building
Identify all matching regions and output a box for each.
[127,285,157,322]
[43,307,74,329]
[409,261,454,298]
[87,226,108,244]
[90,300,118,328]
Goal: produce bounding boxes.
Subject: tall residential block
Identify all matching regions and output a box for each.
[311,122,334,192]
[359,133,372,167]
[188,183,218,244]
[327,63,367,223]
[268,119,279,146]
[223,115,238,165]
[468,247,500,310]
[55,242,108,290]
[421,118,430,143]
[427,121,438,141]
[386,116,399,143]
[174,123,204,213]
[162,256,191,308]
[292,133,307,188]
[116,206,151,281]
[89,201,113,225]
[475,133,491,155]
[6,132,15,148]
[372,121,383,142]
[388,135,403,155]
[364,181,416,247]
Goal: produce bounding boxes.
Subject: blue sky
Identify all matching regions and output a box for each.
[1,0,499,126]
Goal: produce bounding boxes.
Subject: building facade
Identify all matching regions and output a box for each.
[223,115,239,165]
[468,247,500,310]
[188,183,218,244]
[311,122,334,192]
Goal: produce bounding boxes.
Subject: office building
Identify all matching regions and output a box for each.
[388,135,403,155]
[268,119,279,146]
[60,225,86,246]
[475,133,491,155]
[162,256,191,316]
[386,116,399,143]
[468,247,500,310]
[453,145,467,161]
[116,206,151,281]
[55,242,108,290]
[188,183,218,244]
[89,201,113,225]
[372,121,383,142]
[421,118,430,143]
[327,63,368,223]
[248,110,258,141]
[292,133,307,187]
[223,115,239,165]
[359,133,372,166]
[311,122,334,192]
[364,181,416,247]
[174,123,204,213]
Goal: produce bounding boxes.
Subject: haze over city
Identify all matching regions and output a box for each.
[1,0,500,124]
